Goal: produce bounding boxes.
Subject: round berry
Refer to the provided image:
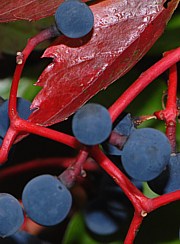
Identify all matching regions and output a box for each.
[72,103,112,145]
[121,128,171,181]
[0,193,24,238]
[55,0,94,38]
[22,174,72,226]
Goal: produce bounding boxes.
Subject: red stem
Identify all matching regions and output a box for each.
[124,213,143,244]
[0,156,98,181]
[12,117,81,150]
[0,127,18,163]
[164,64,178,152]
[151,190,180,211]
[155,63,178,152]
[90,146,148,213]
[9,27,57,120]
[0,29,179,243]
[59,148,89,188]
[109,47,180,123]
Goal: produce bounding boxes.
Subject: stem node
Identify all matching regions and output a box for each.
[141,210,148,217]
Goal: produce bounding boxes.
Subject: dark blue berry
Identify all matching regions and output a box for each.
[22,174,72,226]
[72,103,112,145]
[55,0,94,38]
[148,153,180,194]
[121,128,171,181]
[0,193,24,238]
[83,199,120,236]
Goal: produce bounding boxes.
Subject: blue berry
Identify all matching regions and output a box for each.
[121,128,171,181]
[22,174,72,226]
[72,103,112,145]
[0,98,31,138]
[83,199,120,236]
[0,193,24,238]
[55,0,94,38]
[114,113,135,136]
[103,113,135,156]
[148,153,180,194]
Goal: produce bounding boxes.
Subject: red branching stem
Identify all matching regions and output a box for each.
[124,213,143,244]
[0,157,98,182]
[11,117,81,150]
[150,190,180,211]
[59,148,89,188]
[155,63,178,152]
[90,145,148,212]
[0,28,179,244]
[0,127,18,163]
[9,27,57,120]
[109,47,180,123]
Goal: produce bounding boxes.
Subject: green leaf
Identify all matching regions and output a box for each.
[147,10,180,56]
[0,77,41,101]
[0,17,53,55]
[62,212,122,244]
[143,182,159,198]
[62,213,97,244]
[159,241,180,244]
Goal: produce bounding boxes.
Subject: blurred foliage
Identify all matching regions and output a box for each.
[62,213,122,244]
[0,4,179,244]
[0,17,54,55]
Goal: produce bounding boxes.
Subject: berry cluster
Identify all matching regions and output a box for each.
[0,0,94,237]
[0,98,72,237]
[0,98,179,240]
[0,0,179,243]
[0,175,72,238]
[72,103,179,237]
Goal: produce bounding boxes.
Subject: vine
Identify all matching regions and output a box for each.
[0,25,179,242]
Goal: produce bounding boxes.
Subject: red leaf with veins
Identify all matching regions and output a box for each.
[0,0,90,22]
[29,0,179,126]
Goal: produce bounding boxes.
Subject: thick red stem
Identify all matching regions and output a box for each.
[0,157,98,182]
[0,127,18,163]
[90,146,148,212]
[124,213,143,244]
[9,27,57,120]
[155,63,178,152]
[12,117,81,150]
[151,190,180,211]
[0,30,179,244]
[109,47,180,123]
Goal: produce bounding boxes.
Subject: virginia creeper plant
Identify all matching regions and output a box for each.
[0,0,180,243]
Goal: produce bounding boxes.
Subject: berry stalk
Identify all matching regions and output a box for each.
[155,62,178,152]
[124,214,143,244]
[9,26,58,121]
[59,148,89,188]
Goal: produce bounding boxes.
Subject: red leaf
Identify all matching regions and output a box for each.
[0,0,90,22]
[29,0,179,126]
